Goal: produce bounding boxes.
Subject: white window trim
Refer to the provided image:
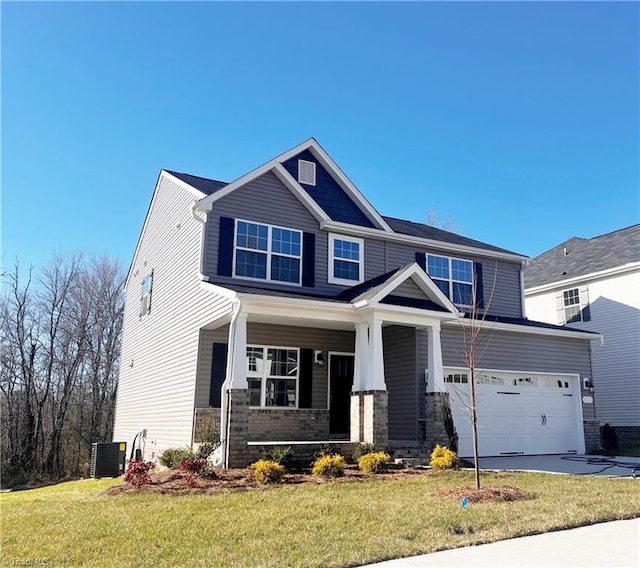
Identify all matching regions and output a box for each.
[328,233,365,286]
[246,345,300,409]
[427,254,474,307]
[298,159,316,186]
[233,218,303,286]
[562,287,582,323]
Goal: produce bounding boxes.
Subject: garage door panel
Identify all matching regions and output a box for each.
[445,370,580,457]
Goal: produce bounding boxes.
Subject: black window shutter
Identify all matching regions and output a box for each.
[302,232,315,287]
[415,252,426,272]
[299,348,313,408]
[209,343,228,407]
[217,217,235,277]
[581,305,591,322]
[474,262,485,310]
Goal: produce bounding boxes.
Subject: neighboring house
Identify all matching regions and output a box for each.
[525,225,640,445]
[113,138,601,467]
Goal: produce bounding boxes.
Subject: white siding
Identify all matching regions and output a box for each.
[113,177,233,457]
[525,269,640,427]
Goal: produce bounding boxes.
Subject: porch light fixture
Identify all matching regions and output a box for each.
[314,350,325,367]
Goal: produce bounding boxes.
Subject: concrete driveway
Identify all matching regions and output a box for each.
[476,454,640,477]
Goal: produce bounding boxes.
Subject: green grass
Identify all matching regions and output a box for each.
[2,471,639,568]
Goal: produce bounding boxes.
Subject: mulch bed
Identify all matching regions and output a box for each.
[105,465,426,496]
[435,485,534,503]
[105,466,531,502]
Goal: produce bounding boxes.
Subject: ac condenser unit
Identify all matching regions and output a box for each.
[90,442,127,478]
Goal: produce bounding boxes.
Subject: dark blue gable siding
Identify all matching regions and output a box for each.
[282,149,376,228]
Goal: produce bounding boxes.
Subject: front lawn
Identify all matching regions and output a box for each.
[2,470,639,568]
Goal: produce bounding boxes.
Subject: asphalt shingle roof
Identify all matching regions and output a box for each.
[165,170,227,195]
[163,169,523,257]
[382,216,520,256]
[525,224,640,289]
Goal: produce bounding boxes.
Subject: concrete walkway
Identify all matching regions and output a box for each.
[362,518,640,567]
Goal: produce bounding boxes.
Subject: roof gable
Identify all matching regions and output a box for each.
[338,262,459,316]
[281,149,376,228]
[525,224,640,288]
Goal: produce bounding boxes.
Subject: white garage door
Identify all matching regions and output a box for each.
[445,369,581,457]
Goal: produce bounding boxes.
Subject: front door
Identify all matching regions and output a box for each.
[329,354,355,436]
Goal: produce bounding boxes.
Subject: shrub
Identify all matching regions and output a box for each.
[311,444,338,462]
[358,451,391,473]
[312,454,346,478]
[159,447,194,469]
[180,458,206,476]
[353,442,377,462]
[196,418,221,460]
[260,446,294,469]
[430,444,458,470]
[250,459,286,484]
[123,460,155,486]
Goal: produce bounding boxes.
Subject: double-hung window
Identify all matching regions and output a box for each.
[234,220,302,284]
[329,234,364,285]
[247,346,299,408]
[427,254,473,306]
[562,288,582,323]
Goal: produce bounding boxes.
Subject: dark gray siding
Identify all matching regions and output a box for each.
[394,279,429,300]
[384,326,418,440]
[385,242,523,318]
[441,326,596,420]
[195,322,354,410]
[202,171,523,316]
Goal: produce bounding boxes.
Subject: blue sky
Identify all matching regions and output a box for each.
[2,1,638,273]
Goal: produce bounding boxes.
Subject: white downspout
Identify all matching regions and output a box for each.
[218,298,243,468]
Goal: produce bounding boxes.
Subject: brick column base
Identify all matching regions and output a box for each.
[350,391,388,447]
[424,392,458,452]
[226,389,250,468]
[583,419,600,453]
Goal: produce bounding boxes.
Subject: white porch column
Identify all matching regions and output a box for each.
[367,317,386,391]
[427,323,445,392]
[353,321,369,392]
[228,312,248,389]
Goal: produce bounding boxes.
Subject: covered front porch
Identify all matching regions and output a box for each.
[195,264,460,467]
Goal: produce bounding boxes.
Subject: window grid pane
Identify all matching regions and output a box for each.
[451,259,473,283]
[271,256,300,283]
[427,255,449,279]
[563,288,580,307]
[334,239,360,261]
[267,349,298,377]
[236,250,267,279]
[237,221,268,251]
[452,282,473,305]
[271,228,301,256]
[265,378,297,407]
[334,259,359,281]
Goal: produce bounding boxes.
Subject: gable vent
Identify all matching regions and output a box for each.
[298,159,316,186]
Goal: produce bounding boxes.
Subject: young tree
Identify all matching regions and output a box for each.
[426,206,463,235]
[455,263,497,490]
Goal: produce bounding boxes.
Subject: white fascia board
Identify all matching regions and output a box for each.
[239,294,356,324]
[200,281,238,300]
[322,220,528,263]
[524,262,640,296]
[196,159,279,210]
[271,164,331,224]
[125,170,207,290]
[360,306,457,326]
[305,140,394,232]
[443,319,603,340]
